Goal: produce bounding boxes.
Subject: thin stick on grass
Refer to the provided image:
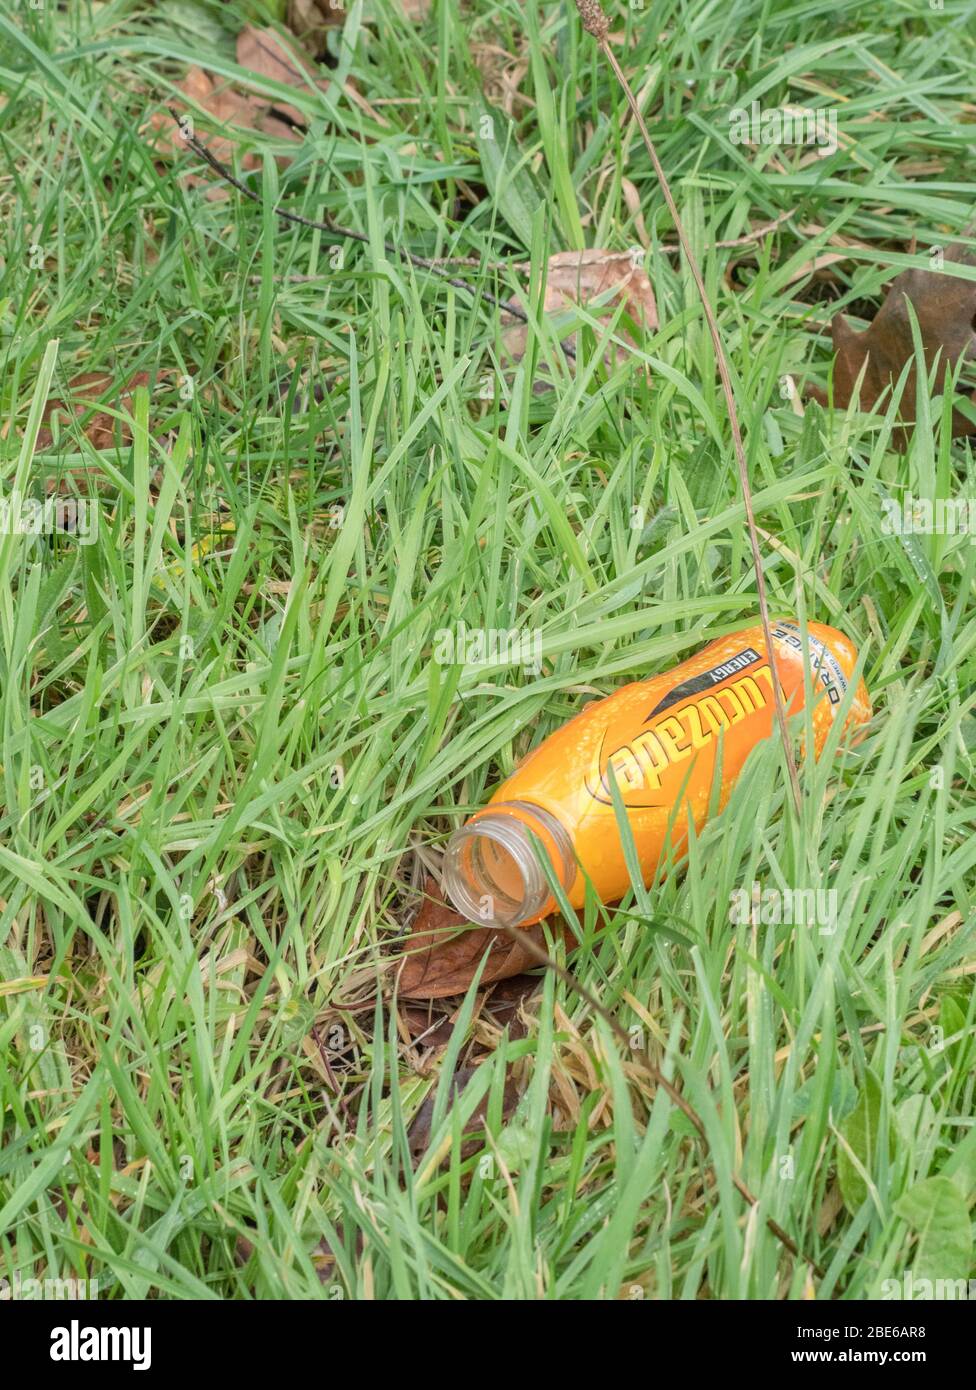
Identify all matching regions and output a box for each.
[169,115,563,345]
[426,208,797,265]
[574,0,802,817]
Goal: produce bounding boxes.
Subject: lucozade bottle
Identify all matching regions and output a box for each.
[441,621,871,928]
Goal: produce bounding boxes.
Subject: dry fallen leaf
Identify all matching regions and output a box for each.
[471,43,531,119]
[146,67,270,169]
[810,244,976,440]
[402,974,541,1048]
[148,25,388,181]
[235,24,323,126]
[147,27,320,174]
[407,1063,521,1157]
[397,876,570,1000]
[286,0,347,60]
[37,371,153,450]
[503,248,658,372]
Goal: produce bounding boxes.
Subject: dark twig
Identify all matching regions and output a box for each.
[170,112,534,329]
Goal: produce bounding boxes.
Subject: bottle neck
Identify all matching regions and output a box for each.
[442,800,575,928]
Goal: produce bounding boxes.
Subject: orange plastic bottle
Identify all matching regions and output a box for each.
[442,621,871,928]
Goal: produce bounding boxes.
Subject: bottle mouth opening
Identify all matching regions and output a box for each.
[441,801,574,928]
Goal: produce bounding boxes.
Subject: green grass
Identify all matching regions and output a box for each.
[1,0,975,1300]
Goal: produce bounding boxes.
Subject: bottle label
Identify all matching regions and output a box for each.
[646,645,763,718]
[771,622,848,706]
[585,664,775,808]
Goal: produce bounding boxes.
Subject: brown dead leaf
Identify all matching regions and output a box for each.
[37,371,153,450]
[235,24,323,127]
[810,244,976,440]
[402,1003,457,1049]
[146,28,320,177]
[407,1063,521,1157]
[503,248,658,372]
[397,876,569,1000]
[402,973,542,1049]
[471,43,531,119]
[287,0,346,60]
[146,67,270,169]
[148,26,386,179]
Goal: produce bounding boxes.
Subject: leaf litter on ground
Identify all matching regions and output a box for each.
[397,876,572,1000]
[809,244,976,442]
[502,247,659,379]
[147,19,397,173]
